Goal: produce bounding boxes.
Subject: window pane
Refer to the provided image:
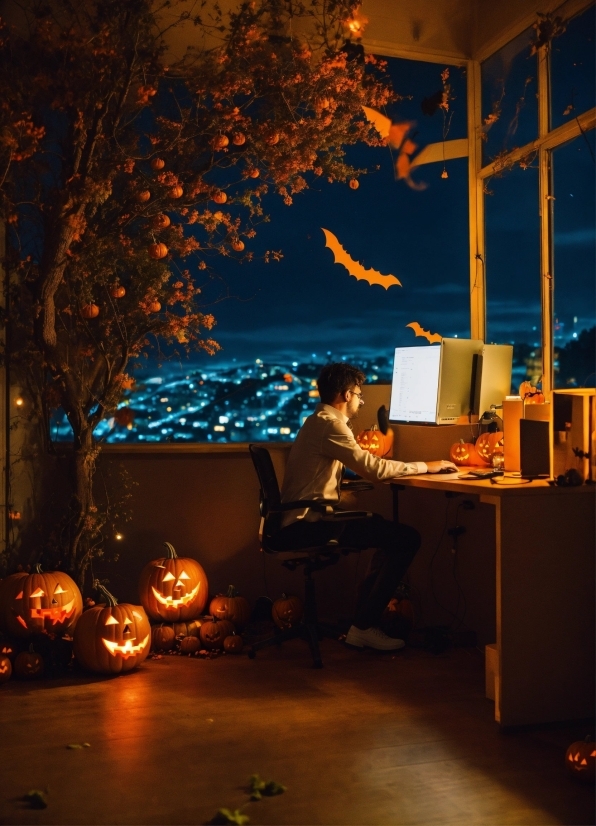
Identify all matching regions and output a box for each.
[551,5,596,130]
[484,166,541,389]
[481,28,538,166]
[553,131,596,388]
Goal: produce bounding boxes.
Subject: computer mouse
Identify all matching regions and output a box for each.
[437,466,458,474]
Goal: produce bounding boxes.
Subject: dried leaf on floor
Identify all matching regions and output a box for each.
[208,808,249,824]
[248,774,286,800]
[24,790,48,809]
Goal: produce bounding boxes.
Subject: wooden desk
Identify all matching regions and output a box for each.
[390,475,595,728]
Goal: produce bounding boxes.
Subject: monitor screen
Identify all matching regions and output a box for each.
[389,346,441,423]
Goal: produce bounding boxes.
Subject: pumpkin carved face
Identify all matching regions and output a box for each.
[356,425,392,457]
[73,584,150,674]
[139,543,208,622]
[199,618,234,650]
[209,586,251,630]
[272,594,303,629]
[14,646,44,679]
[566,737,596,783]
[0,568,83,637]
[475,431,504,464]
[0,654,12,683]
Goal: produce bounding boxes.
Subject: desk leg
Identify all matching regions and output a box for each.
[391,484,404,524]
[482,491,595,727]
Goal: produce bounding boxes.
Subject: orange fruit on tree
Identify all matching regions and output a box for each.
[150,157,165,170]
[81,303,100,319]
[151,213,170,230]
[148,242,168,259]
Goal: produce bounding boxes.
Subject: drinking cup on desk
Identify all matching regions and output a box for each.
[492,453,505,470]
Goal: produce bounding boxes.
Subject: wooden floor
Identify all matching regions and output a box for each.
[0,640,593,826]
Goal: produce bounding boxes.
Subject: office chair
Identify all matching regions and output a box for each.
[248,444,373,667]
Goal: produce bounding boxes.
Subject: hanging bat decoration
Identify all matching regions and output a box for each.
[322,229,401,290]
[406,322,442,344]
[361,106,427,190]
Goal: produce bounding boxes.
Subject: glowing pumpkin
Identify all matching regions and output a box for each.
[199,617,234,650]
[272,594,303,629]
[232,132,246,146]
[356,425,392,457]
[172,619,204,638]
[475,431,504,464]
[212,190,227,204]
[169,185,183,199]
[81,303,100,319]
[148,242,168,259]
[73,583,150,674]
[150,157,165,170]
[230,239,245,252]
[148,300,161,313]
[136,189,151,203]
[0,566,82,638]
[349,179,359,189]
[212,134,229,149]
[209,586,251,630]
[0,654,12,683]
[565,737,596,783]
[449,439,487,467]
[519,381,545,404]
[179,635,201,654]
[14,645,44,679]
[223,633,244,654]
[139,542,208,622]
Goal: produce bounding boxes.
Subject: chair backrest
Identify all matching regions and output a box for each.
[248,444,282,517]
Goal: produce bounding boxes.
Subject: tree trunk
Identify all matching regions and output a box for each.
[70,426,99,589]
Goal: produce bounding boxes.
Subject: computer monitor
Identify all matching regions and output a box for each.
[436,338,483,424]
[472,343,514,416]
[389,345,441,423]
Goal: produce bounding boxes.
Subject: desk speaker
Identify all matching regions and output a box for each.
[520,419,550,478]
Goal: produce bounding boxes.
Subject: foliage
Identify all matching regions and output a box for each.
[0,0,395,585]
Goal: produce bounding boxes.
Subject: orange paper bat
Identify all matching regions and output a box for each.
[406,322,442,344]
[322,229,401,290]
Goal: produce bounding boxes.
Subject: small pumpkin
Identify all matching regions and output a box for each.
[172,619,204,638]
[356,424,392,457]
[14,645,44,679]
[475,431,504,464]
[272,594,303,629]
[519,380,545,404]
[209,586,251,630]
[0,654,12,683]
[0,640,16,661]
[151,624,176,652]
[230,239,245,252]
[449,439,487,467]
[565,736,596,783]
[223,633,244,654]
[136,189,151,203]
[113,407,134,427]
[179,635,201,654]
[139,542,209,622]
[150,157,165,170]
[151,213,171,230]
[199,617,234,650]
[148,242,168,260]
[212,190,227,204]
[265,132,280,145]
[232,132,246,146]
[73,583,151,674]
[110,285,126,299]
[0,565,83,637]
[212,134,229,150]
[148,300,161,313]
[247,168,259,179]
[349,178,359,190]
[169,185,183,199]
[81,303,100,319]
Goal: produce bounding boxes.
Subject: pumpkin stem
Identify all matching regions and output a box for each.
[93,580,118,606]
[163,542,178,559]
[227,585,238,597]
[33,563,43,574]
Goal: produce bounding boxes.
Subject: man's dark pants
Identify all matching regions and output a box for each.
[271,515,421,629]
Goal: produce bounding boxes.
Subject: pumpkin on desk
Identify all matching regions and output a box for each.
[449,439,488,467]
[475,430,504,465]
[356,424,393,458]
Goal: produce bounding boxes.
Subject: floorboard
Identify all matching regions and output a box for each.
[0,640,593,826]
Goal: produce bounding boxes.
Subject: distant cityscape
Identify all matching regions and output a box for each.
[48,328,595,444]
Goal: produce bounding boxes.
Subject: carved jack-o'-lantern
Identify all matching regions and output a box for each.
[73,583,150,674]
[209,586,251,630]
[519,381,545,405]
[356,425,393,457]
[223,633,244,654]
[151,624,176,652]
[449,439,487,467]
[14,645,44,679]
[272,594,303,629]
[199,617,234,650]
[179,635,201,654]
[172,619,204,638]
[565,737,596,783]
[0,654,12,683]
[0,566,83,638]
[139,542,208,622]
[474,431,504,464]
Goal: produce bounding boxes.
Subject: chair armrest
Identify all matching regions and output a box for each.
[340,480,374,492]
[330,510,373,520]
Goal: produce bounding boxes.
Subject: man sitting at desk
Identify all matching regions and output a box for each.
[275,362,456,651]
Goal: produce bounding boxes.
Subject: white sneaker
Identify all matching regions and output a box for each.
[345,625,406,651]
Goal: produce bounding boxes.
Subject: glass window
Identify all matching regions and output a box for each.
[552,131,596,388]
[484,165,541,390]
[551,4,596,130]
[481,28,538,166]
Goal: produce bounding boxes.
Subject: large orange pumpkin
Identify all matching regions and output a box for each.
[0,566,82,637]
[474,431,504,464]
[73,583,150,674]
[356,424,393,457]
[449,439,488,467]
[139,542,208,622]
[272,594,303,629]
[199,617,234,650]
[209,586,251,630]
[565,736,596,783]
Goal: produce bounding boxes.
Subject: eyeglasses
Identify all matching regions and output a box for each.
[349,389,365,405]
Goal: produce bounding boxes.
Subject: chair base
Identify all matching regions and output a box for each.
[247,620,342,668]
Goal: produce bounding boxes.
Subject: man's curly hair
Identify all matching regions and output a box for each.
[317,363,366,405]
